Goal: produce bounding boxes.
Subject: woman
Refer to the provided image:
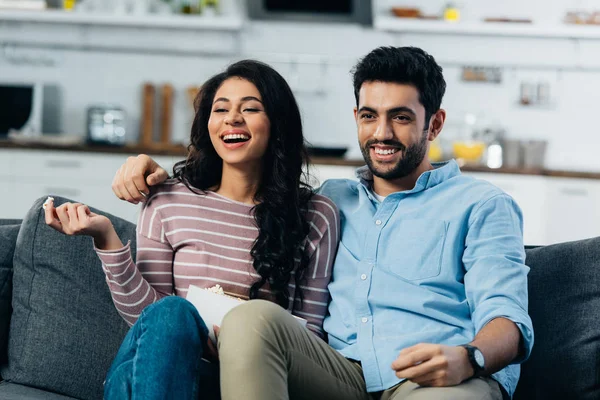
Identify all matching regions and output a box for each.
[44,60,339,400]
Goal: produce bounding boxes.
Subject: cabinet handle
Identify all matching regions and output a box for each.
[45,160,82,169]
[44,188,82,199]
[559,188,588,196]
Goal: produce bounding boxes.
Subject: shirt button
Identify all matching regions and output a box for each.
[361,274,367,280]
[375,219,382,225]
[362,317,368,323]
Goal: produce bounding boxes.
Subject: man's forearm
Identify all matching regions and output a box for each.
[470,317,522,375]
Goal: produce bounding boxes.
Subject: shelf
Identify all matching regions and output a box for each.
[0,9,244,31]
[375,16,600,40]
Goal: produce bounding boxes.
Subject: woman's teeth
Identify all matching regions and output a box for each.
[223,134,250,143]
[374,148,398,155]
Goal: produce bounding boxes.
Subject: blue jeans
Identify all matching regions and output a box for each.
[104,296,220,400]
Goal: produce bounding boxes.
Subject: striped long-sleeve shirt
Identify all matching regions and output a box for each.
[95,179,339,338]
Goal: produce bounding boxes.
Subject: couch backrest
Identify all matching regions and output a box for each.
[516,237,600,400]
[0,197,136,400]
[0,219,22,226]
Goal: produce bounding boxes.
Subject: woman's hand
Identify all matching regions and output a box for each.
[112,154,169,204]
[43,198,122,250]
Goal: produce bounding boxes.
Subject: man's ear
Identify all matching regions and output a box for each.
[353,107,358,122]
[428,109,446,141]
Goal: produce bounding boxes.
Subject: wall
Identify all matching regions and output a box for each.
[2,0,600,169]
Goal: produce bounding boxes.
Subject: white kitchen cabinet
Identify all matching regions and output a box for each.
[2,150,183,223]
[463,173,549,246]
[0,150,15,219]
[0,149,13,178]
[308,164,359,188]
[545,178,600,244]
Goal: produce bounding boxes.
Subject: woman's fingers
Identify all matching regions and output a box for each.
[76,204,91,224]
[43,198,63,232]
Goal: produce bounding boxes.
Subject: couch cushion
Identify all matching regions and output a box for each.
[1,197,136,400]
[0,223,20,367]
[515,237,600,400]
[0,381,77,400]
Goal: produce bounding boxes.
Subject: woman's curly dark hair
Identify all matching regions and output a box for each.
[173,60,313,309]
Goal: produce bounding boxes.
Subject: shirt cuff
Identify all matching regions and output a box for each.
[474,306,534,363]
[94,240,133,276]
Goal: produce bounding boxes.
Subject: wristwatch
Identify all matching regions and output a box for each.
[460,344,485,378]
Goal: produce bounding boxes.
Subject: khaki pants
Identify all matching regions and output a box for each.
[218,300,503,400]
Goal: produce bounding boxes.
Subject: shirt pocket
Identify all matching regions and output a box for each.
[377,219,447,281]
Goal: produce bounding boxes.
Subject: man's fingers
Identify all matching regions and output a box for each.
[130,165,150,198]
[213,325,220,338]
[119,164,139,203]
[398,343,426,356]
[113,154,167,203]
[392,347,434,371]
[395,359,442,381]
[112,165,126,200]
[407,369,446,385]
[146,168,168,186]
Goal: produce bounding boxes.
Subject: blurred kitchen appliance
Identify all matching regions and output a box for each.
[247,0,372,25]
[502,139,547,169]
[86,105,127,145]
[0,82,62,136]
[522,140,547,168]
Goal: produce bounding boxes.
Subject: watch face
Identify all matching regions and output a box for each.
[474,349,485,368]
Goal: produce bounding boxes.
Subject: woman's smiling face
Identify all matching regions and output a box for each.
[208,77,271,168]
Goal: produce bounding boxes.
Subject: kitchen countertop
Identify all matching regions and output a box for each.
[2,139,600,180]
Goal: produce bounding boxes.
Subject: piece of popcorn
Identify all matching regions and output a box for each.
[42,196,54,210]
[205,284,245,302]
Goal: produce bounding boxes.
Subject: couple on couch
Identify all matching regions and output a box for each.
[43,46,533,400]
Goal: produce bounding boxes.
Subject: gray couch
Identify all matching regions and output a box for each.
[1,196,599,399]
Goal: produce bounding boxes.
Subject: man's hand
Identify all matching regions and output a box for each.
[205,325,220,362]
[112,154,169,204]
[391,343,474,387]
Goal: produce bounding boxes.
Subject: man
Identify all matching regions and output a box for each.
[113,47,533,400]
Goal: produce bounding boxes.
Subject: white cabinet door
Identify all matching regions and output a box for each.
[463,173,548,246]
[0,149,13,178]
[308,164,358,188]
[6,151,160,223]
[545,178,600,244]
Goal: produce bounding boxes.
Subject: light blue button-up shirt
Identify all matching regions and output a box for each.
[319,160,534,397]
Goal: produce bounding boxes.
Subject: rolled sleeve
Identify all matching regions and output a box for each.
[463,194,534,362]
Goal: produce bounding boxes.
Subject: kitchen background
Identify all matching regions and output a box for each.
[2,0,600,245]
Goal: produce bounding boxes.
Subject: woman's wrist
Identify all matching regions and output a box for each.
[93,226,123,251]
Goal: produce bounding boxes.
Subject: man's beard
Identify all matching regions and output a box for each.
[360,133,428,180]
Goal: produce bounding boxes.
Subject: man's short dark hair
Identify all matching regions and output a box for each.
[352,46,446,123]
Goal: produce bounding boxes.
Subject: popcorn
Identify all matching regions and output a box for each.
[42,196,54,210]
[205,284,245,303]
[206,284,225,296]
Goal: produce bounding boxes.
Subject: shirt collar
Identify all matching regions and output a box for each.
[356,159,461,197]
